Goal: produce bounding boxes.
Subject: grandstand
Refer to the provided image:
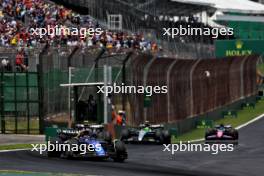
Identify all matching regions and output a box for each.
[51,0,264,58]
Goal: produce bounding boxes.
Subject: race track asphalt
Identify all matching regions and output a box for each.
[0,117,264,176]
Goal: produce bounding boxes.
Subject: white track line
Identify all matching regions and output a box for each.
[189,138,204,143]
[235,113,264,130]
[0,148,31,153]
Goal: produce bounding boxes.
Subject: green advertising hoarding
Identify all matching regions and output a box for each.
[215,40,264,58]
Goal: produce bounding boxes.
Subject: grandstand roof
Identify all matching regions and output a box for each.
[160,1,214,15]
[171,0,264,14]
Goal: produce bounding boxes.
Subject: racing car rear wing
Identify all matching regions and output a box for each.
[150,124,164,128]
[138,124,164,129]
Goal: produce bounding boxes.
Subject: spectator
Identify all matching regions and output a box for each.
[1,58,12,71]
[87,94,97,121]
[0,0,159,53]
[15,48,27,71]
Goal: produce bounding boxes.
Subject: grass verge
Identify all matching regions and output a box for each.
[258,63,264,75]
[172,100,264,143]
[0,144,32,151]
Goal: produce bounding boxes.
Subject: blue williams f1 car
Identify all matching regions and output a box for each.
[205,124,238,144]
[47,124,127,162]
[121,122,171,144]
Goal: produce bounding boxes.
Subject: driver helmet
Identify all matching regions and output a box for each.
[145,121,150,127]
[220,124,224,128]
[79,129,91,138]
[75,124,85,131]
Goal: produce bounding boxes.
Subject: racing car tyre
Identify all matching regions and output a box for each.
[113,141,126,162]
[114,140,126,153]
[232,130,239,140]
[58,133,68,141]
[60,138,78,159]
[162,130,171,144]
[155,130,164,144]
[205,129,215,139]
[47,137,63,157]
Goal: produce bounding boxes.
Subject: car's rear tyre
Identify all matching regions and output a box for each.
[233,130,239,140]
[162,130,171,144]
[114,141,126,152]
[60,138,78,159]
[47,137,62,157]
[113,140,127,162]
[155,130,164,144]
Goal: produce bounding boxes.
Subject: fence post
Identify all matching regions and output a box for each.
[94,48,106,123]
[143,56,156,122]
[240,56,248,98]
[1,71,5,133]
[26,71,30,134]
[166,60,178,123]
[67,46,79,67]
[14,72,18,134]
[38,44,49,134]
[122,51,133,111]
[189,59,201,117]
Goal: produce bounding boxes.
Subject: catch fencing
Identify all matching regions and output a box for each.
[0,45,259,132]
[127,54,259,125]
[0,72,40,134]
[40,46,127,126]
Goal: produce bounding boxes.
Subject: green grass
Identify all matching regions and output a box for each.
[3,118,39,134]
[258,63,264,75]
[172,100,264,143]
[0,144,32,151]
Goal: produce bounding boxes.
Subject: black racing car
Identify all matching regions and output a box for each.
[121,122,171,144]
[205,124,238,144]
[47,124,127,162]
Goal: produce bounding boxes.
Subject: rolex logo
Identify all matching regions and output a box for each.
[236,40,243,49]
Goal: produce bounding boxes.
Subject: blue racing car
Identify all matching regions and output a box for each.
[47,124,127,162]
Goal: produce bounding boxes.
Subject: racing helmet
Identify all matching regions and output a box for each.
[144,121,150,127]
[219,124,225,128]
[75,124,85,131]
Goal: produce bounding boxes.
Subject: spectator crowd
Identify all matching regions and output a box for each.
[0,0,159,52]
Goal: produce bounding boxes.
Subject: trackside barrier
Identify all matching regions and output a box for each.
[195,120,214,129]
[169,128,178,142]
[241,102,256,109]
[256,96,264,101]
[161,94,258,135]
[45,127,58,142]
[222,110,238,118]
[0,72,40,134]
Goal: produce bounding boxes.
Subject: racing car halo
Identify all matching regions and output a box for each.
[47,124,128,162]
[205,124,239,144]
[121,121,171,144]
